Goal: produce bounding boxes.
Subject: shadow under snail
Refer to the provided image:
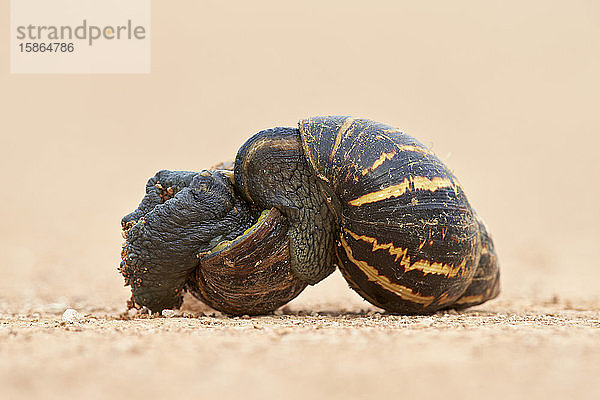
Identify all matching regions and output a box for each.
[120,116,500,315]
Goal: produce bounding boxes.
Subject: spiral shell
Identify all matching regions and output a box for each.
[297,116,498,313]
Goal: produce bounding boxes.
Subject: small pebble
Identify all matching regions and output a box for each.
[62,309,81,323]
[139,306,151,315]
[161,309,177,318]
[127,308,138,318]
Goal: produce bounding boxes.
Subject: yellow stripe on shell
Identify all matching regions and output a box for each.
[330,117,355,162]
[412,176,455,192]
[348,176,457,206]
[339,234,435,306]
[345,229,467,278]
[395,144,435,156]
[361,151,396,176]
[208,209,271,254]
[299,118,330,183]
[375,131,435,158]
[453,294,484,305]
[434,291,460,306]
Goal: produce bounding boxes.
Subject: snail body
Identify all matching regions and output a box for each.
[120,116,499,314]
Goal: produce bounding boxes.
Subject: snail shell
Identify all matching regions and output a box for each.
[187,208,306,315]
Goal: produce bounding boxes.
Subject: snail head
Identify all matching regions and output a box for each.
[119,169,257,312]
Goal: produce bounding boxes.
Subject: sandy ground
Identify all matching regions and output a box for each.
[1,290,599,400]
[1,1,600,399]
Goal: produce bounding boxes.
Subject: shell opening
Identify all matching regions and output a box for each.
[202,209,272,259]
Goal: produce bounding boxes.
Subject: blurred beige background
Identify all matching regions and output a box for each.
[1,2,599,400]
[1,0,599,307]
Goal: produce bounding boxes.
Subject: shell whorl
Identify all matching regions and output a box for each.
[299,116,491,313]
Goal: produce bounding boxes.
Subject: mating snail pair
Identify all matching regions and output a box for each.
[120,116,500,315]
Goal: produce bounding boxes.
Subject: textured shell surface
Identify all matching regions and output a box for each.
[190,208,307,315]
[299,116,482,313]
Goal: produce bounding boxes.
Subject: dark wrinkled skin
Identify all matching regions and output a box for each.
[120,169,258,312]
[234,127,337,284]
